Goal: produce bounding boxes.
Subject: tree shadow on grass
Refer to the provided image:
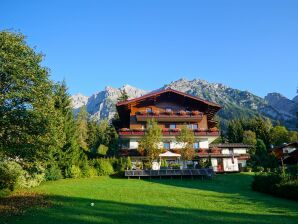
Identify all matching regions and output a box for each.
[1,194,298,224]
[141,173,298,212]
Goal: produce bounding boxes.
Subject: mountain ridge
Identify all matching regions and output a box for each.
[71,78,297,130]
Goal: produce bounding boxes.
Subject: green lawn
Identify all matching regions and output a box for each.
[1,173,298,224]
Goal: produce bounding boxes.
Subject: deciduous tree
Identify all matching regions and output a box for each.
[138,119,162,164]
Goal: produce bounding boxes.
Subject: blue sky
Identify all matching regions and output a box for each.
[1,0,298,98]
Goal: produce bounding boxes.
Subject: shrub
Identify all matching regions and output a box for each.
[93,159,114,176]
[160,159,168,168]
[169,163,181,169]
[245,166,252,172]
[96,144,108,156]
[18,163,46,188]
[143,161,152,170]
[252,170,298,201]
[88,167,99,177]
[276,180,298,200]
[65,165,82,178]
[45,165,63,181]
[187,164,194,169]
[0,160,24,191]
[254,166,264,172]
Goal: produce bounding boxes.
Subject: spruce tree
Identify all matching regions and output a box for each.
[53,81,81,171]
[76,106,89,151]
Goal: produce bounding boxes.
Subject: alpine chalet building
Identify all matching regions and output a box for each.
[116,88,249,172]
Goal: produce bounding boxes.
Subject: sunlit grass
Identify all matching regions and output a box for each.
[1,173,298,224]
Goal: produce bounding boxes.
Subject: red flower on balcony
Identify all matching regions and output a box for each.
[153,110,160,115]
[162,128,170,132]
[191,110,200,115]
[137,111,145,115]
[209,127,218,132]
[164,110,173,115]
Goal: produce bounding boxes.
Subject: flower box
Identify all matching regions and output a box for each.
[209,127,218,132]
[153,110,160,115]
[120,128,130,131]
[170,128,181,132]
[191,110,200,115]
[164,110,173,115]
[137,111,145,115]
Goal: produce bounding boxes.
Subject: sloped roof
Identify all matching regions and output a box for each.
[159,151,181,157]
[116,88,222,108]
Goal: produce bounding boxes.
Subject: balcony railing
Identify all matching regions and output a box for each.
[118,129,219,136]
[135,111,203,122]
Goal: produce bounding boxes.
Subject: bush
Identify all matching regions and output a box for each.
[92,159,114,176]
[187,164,194,169]
[87,167,99,177]
[254,166,264,172]
[65,165,82,178]
[245,166,252,172]
[45,165,63,181]
[160,159,167,168]
[252,171,298,201]
[18,163,45,188]
[170,163,181,169]
[0,160,46,190]
[0,160,24,191]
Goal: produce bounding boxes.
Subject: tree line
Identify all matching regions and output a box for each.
[0,31,128,192]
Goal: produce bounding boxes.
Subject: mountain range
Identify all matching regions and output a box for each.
[71,78,298,130]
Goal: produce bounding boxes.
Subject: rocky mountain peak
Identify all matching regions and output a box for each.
[71,78,297,130]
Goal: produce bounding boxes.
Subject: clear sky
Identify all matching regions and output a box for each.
[1,0,298,99]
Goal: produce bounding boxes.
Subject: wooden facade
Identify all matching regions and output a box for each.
[117,88,221,134]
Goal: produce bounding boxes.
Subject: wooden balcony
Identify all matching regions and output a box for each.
[135,112,203,122]
[118,129,220,137]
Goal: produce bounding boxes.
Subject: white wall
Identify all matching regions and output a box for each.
[222,149,230,154]
[129,140,139,149]
[211,158,218,172]
[234,148,247,154]
[199,140,209,149]
[221,148,247,154]
[223,158,239,172]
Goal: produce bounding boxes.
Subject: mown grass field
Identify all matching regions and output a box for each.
[1,173,297,224]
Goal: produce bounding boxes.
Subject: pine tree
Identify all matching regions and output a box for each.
[227,120,244,143]
[76,106,89,151]
[53,81,81,171]
[117,89,129,102]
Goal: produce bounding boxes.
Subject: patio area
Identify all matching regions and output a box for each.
[125,168,214,179]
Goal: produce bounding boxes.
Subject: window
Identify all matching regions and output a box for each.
[169,124,176,129]
[194,142,199,149]
[165,108,172,112]
[187,124,199,129]
[146,108,152,113]
[229,149,233,155]
[163,142,170,150]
